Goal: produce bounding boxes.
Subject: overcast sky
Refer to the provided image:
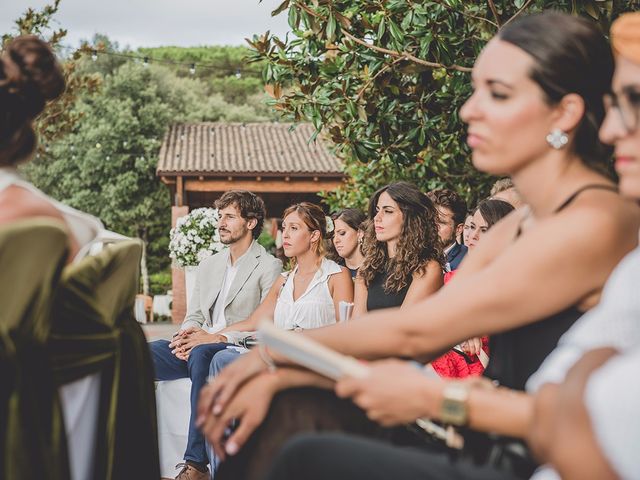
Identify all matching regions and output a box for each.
[1,0,291,48]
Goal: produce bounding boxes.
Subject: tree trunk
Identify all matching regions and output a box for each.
[140,227,150,296]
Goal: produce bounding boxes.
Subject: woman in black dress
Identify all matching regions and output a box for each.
[354,182,443,316]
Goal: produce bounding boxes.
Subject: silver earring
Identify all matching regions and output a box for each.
[546,128,569,150]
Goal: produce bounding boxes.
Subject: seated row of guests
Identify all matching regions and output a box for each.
[150,195,353,479]
[155,181,499,479]
[195,11,640,480]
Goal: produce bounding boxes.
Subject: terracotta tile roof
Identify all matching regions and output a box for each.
[157,123,343,176]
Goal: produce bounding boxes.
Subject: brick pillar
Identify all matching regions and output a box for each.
[171,206,189,324]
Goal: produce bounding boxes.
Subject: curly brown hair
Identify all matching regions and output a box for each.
[360,182,443,293]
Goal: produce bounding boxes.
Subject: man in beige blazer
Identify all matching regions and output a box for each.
[150,190,281,480]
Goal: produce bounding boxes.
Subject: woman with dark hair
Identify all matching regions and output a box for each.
[462,211,474,246]
[199,12,640,480]
[330,208,366,278]
[0,36,104,260]
[353,182,443,317]
[467,198,515,250]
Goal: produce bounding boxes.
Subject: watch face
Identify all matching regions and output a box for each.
[442,397,468,426]
[444,402,464,416]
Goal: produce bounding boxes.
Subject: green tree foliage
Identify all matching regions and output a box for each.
[26,62,250,292]
[249,0,639,210]
[18,29,280,291]
[138,45,276,112]
[2,1,100,148]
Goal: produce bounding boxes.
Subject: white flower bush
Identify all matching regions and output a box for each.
[169,208,225,267]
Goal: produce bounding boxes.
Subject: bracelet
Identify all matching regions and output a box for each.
[258,343,277,373]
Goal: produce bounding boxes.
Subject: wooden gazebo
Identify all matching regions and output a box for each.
[157,122,344,322]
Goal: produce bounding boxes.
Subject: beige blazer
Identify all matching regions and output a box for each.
[181,240,282,331]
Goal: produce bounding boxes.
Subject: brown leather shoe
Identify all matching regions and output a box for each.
[174,462,210,480]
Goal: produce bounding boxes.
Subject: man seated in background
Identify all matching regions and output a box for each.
[149,190,281,480]
[427,189,468,272]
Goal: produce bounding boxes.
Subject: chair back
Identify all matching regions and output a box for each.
[0,219,70,480]
[49,240,160,479]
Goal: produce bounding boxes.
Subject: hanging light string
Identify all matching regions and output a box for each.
[55,44,257,77]
[38,138,160,160]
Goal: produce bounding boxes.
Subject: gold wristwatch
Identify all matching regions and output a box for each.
[440,382,471,426]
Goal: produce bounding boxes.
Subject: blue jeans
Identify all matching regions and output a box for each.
[207,348,243,475]
[149,340,232,465]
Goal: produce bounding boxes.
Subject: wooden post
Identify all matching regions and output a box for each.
[171,205,189,324]
[176,176,184,207]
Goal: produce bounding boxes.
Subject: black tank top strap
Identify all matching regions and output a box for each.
[553,184,618,213]
[514,184,618,239]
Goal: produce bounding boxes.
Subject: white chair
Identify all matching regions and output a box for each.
[156,379,192,478]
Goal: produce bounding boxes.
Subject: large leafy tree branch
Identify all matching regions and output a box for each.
[249,0,638,209]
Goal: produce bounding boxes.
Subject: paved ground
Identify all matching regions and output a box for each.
[141,321,177,342]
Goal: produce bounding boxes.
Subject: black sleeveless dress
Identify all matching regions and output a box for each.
[483,184,618,391]
[366,269,411,311]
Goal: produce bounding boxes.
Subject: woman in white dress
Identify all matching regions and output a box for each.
[0,36,126,480]
[0,36,108,262]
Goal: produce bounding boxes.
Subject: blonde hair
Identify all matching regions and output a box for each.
[611,12,640,65]
[282,202,328,266]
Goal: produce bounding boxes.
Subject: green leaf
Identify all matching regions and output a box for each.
[326,13,337,43]
[357,105,368,122]
[288,6,300,30]
[388,20,404,45]
[271,0,290,16]
[377,18,386,39]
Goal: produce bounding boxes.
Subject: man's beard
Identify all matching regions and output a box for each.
[441,233,457,249]
[220,229,244,245]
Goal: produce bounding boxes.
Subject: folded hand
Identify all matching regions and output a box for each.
[169,328,227,359]
[196,349,268,421]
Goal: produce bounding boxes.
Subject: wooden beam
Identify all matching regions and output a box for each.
[184,178,343,193]
[176,176,184,206]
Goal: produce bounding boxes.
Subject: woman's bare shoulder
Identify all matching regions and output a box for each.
[330,266,354,285]
[0,185,64,224]
[414,259,443,279]
[554,191,640,245]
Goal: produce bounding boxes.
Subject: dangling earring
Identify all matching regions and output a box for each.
[546,128,569,150]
